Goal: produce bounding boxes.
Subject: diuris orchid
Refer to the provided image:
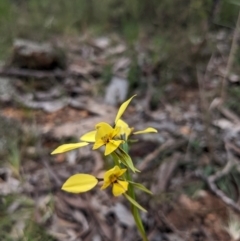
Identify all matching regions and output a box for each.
[101,165,128,196]
[52,95,158,241]
[92,122,123,155]
[61,165,129,197]
[51,95,157,156]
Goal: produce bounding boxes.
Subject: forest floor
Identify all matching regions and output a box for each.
[1,28,240,241]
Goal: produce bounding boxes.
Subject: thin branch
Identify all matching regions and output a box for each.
[157,211,190,240]
[221,11,240,103]
[137,139,187,171]
[196,170,240,214]
[218,105,240,124]
[0,67,85,79]
[196,146,240,213]
[197,69,215,163]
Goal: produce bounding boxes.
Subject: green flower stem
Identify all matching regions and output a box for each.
[121,142,149,241]
[111,152,120,167]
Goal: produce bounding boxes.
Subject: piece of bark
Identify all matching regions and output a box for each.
[10,39,66,70]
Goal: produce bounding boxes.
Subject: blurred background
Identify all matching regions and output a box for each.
[1,0,240,240]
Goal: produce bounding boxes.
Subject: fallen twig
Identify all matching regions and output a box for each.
[196,170,240,214]
[221,11,240,103]
[218,105,240,124]
[0,67,84,79]
[195,146,240,213]
[157,211,190,240]
[137,139,187,171]
[197,69,215,164]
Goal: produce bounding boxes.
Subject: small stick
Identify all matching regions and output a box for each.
[221,11,240,103]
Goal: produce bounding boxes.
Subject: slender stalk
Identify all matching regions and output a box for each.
[111,152,120,167]
[122,142,149,241]
[221,11,240,103]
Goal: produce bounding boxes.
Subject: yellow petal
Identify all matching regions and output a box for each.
[116,119,129,129]
[80,130,96,142]
[133,127,158,135]
[95,122,113,132]
[103,165,126,182]
[115,95,136,124]
[51,142,89,154]
[115,119,132,138]
[61,174,98,193]
[95,122,113,140]
[103,166,120,182]
[105,140,123,155]
[101,180,111,190]
[111,126,121,138]
[117,168,127,177]
[92,139,105,150]
[112,180,129,196]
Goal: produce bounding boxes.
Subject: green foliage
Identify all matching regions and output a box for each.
[102,64,112,86]
[7,143,21,177]
[0,0,212,59]
[128,60,141,91]
[21,221,56,241]
[217,0,240,27]
[184,180,205,196]
[216,169,240,201]
[0,116,21,160]
[0,195,55,241]
[226,86,240,115]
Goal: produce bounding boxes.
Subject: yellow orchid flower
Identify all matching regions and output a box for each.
[113,95,157,139]
[115,119,158,140]
[51,95,157,156]
[79,95,137,142]
[93,122,123,155]
[101,166,129,196]
[81,95,158,141]
[61,166,128,197]
[51,123,123,156]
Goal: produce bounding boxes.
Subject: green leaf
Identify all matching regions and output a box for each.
[125,171,148,241]
[121,141,129,153]
[128,181,153,195]
[116,148,136,173]
[133,205,148,241]
[123,193,147,212]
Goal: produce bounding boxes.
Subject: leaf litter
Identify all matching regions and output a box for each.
[1,30,240,241]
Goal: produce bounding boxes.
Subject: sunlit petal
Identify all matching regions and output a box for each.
[101,166,128,196]
[61,174,98,193]
[116,119,129,129]
[133,127,158,135]
[95,122,113,140]
[104,166,119,181]
[101,180,111,190]
[105,140,123,155]
[92,139,105,150]
[112,181,129,196]
[111,126,121,138]
[115,95,136,124]
[105,165,126,178]
[51,142,89,154]
[115,119,132,139]
[80,130,96,142]
[117,168,127,177]
[95,122,113,132]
